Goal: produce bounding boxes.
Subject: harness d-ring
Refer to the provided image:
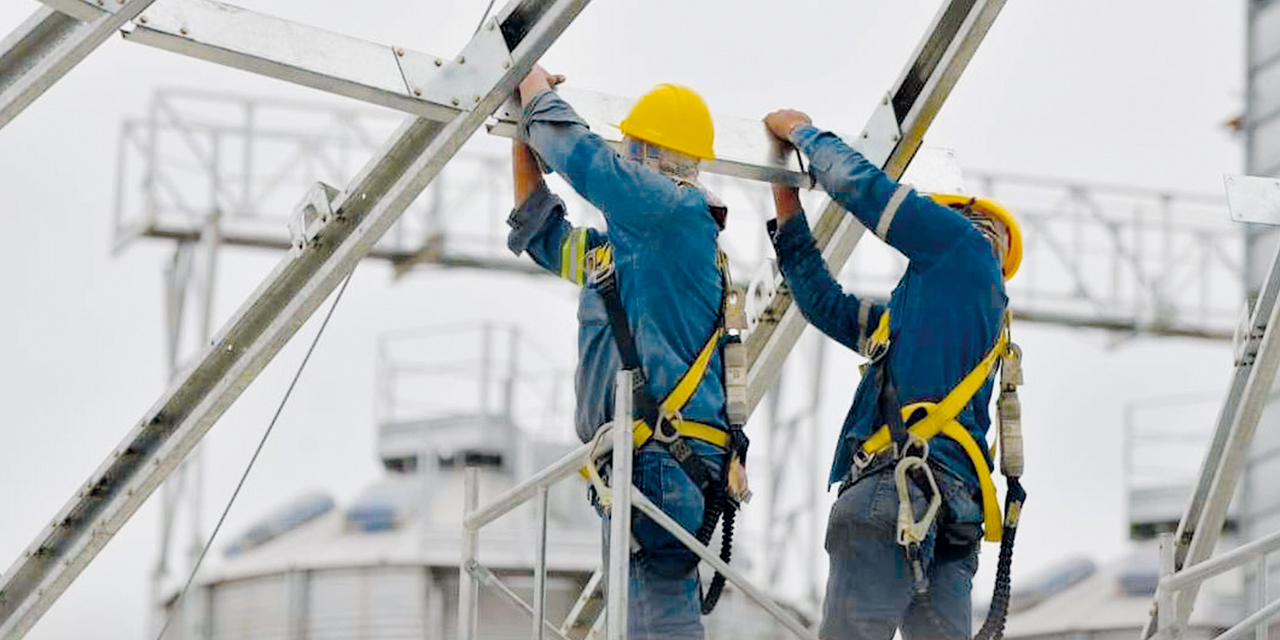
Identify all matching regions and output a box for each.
[652,409,683,443]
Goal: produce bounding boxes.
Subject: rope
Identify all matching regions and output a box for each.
[151,272,355,640]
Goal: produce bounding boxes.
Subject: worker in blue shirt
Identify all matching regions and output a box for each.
[505,65,744,640]
[763,108,1023,640]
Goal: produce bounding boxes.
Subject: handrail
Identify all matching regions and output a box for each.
[1154,532,1278,640]
[457,370,818,640]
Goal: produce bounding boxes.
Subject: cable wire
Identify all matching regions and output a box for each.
[152,272,355,640]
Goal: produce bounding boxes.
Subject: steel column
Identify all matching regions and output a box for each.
[458,468,480,640]
[531,486,549,640]
[606,371,633,640]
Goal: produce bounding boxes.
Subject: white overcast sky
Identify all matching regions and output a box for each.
[0,1,1248,638]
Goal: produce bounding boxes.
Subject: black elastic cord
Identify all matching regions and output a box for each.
[975,478,1026,640]
[699,501,735,614]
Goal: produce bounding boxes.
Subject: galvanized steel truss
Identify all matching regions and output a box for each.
[0,0,1010,637]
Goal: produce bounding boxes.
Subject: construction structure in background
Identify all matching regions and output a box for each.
[0,0,1276,639]
[152,325,803,640]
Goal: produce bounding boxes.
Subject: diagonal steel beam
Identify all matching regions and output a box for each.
[0,0,157,130]
[0,1,590,638]
[745,0,1009,414]
[1142,181,1280,637]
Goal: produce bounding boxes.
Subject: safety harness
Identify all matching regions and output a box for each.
[854,308,1026,640]
[577,240,748,615]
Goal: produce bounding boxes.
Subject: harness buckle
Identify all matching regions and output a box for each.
[589,261,614,289]
[653,410,682,443]
[586,245,615,288]
[853,448,877,471]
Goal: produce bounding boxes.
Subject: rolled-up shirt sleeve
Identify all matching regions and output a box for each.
[506,182,602,284]
[769,211,886,355]
[519,89,683,242]
[789,124,982,271]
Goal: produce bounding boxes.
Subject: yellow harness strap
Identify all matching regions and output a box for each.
[577,251,731,476]
[860,319,1011,542]
[578,417,730,480]
[632,418,730,449]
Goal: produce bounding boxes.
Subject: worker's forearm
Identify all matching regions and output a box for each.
[769,214,865,353]
[772,185,803,224]
[512,139,545,207]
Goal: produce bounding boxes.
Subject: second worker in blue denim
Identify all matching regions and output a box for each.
[505,66,741,640]
[762,108,1023,639]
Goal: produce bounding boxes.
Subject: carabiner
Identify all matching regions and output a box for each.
[894,455,942,547]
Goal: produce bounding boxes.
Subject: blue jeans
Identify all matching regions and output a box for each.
[820,462,984,640]
[597,440,727,640]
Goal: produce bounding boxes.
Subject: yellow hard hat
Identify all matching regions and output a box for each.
[618,84,715,161]
[931,194,1023,281]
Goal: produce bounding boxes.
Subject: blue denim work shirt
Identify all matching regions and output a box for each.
[770,124,1008,490]
[506,90,729,443]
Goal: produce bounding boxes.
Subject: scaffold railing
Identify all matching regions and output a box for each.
[457,371,818,640]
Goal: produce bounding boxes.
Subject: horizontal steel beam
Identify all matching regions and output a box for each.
[0,0,158,130]
[122,0,462,121]
[115,220,546,275]
[464,439,599,531]
[116,0,893,188]
[0,1,590,637]
[488,87,893,188]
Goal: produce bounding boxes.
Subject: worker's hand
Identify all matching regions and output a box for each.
[772,184,803,225]
[764,109,813,143]
[517,65,566,107]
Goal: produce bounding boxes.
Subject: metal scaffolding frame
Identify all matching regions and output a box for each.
[458,371,819,640]
[1142,177,1280,639]
[0,0,1013,636]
